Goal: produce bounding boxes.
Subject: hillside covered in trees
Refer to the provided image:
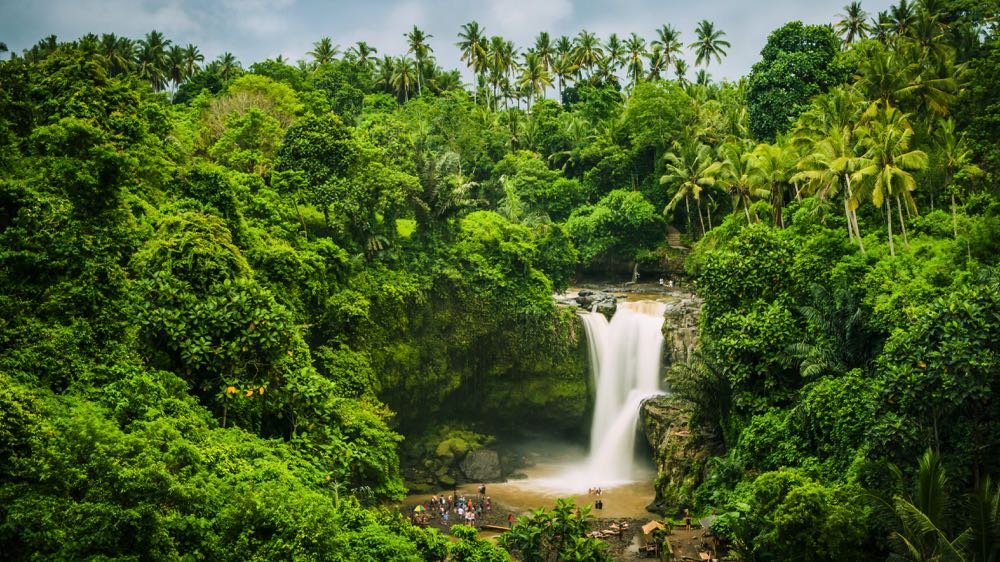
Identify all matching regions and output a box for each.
[1,0,999,560]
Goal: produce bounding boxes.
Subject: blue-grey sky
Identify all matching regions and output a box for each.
[1,0,897,81]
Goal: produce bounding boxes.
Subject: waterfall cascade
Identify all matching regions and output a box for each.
[580,301,668,484]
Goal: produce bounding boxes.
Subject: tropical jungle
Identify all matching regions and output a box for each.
[0,0,998,560]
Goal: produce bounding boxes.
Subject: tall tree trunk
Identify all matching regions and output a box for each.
[697,197,706,237]
[952,192,958,238]
[684,194,692,235]
[743,196,752,223]
[886,197,895,257]
[897,195,909,250]
[707,199,713,230]
[843,195,855,242]
[853,208,865,253]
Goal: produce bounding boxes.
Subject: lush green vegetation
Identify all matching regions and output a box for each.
[1,0,999,559]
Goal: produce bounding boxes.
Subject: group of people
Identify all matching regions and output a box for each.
[588,487,605,510]
[417,485,493,527]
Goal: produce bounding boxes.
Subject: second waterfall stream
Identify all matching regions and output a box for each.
[580,300,668,484]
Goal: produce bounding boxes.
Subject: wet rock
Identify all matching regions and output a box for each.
[641,394,712,513]
[574,290,618,317]
[459,448,503,482]
[660,293,702,368]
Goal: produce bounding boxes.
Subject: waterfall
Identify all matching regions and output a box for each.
[580,301,667,484]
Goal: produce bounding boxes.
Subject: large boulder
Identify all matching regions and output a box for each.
[660,293,701,367]
[575,290,618,317]
[641,394,712,513]
[459,448,503,482]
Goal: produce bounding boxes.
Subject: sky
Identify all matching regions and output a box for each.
[0,0,898,82]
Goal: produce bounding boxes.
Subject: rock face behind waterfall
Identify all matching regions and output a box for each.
[642,290,708,513]
[641,394,712,513]
[660,292,702,368]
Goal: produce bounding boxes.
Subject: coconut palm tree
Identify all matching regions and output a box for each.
[690,20,731,67]
[182,44,204,80]
[889,0,917,36]
[652,24,683,70]
[347,41,378,68]
[933,119,983,237]
[307,37,340,66]
[604,33,624,73]
[837,2,873,45]
[646,45,667,81]
[166,44,187,92]
[215,52,241,82]
[391,56,417,102]
[375,56,395,94]
[661,138,722,236]
[792,86,867,249]
[623,33,647,92]
[517,52,552,108]
[100,34,135,76]
[405,26,433,96]
[534,31,554,71]
[717,140,766,223]
[573,30,603,78]
[674,59,689,84]
[551,53,577,100]
[555,35,574,58]
[852,101,929,255]
[136,30,171,91]
[457,21,488,102]
[748,140,799,228]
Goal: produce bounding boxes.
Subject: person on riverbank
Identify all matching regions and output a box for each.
[507,513,514,528]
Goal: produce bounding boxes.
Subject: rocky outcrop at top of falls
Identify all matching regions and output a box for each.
[556,289,619,317]
[660,293,702,368]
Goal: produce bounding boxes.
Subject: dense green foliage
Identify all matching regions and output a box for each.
[1,0,999,559]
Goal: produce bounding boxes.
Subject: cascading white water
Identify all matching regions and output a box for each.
[580,301,668,484]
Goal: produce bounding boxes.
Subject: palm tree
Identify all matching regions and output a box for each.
[889,0,917,36]
[551,53,577,100]
[534,31,554,71]
[873,450,972,561]
[852,101,929,256]
[573,30,603,78]
[837,2,873,45]
[405,25,433,96]
[307,37,340,66]
[661,138,722,236]
[624,33,647,91]
[792,86,867,249]
[555,35,573,58]
[604,33,624,73]
[100,34,135,76]
[182,44,204,80]
[215,52,241,82]
[166,44,186,92]
[646,45,667,81]
[696,69,712,86]
[0,42,6,54]
[674,59,689,84]
[653,25,683,65]
[391,57,417,102]
[136,30,171,91]
[871,11,893,43]
[375,56,395,94]
[933,119,982,237]
[748,140,798,228]
[690,20,731,67]
[517,52,552,108]
[717,140,765,223]
[457,21,488,102]
[347,41,377,67]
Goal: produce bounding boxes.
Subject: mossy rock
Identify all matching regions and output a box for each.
[438,474,457,487]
